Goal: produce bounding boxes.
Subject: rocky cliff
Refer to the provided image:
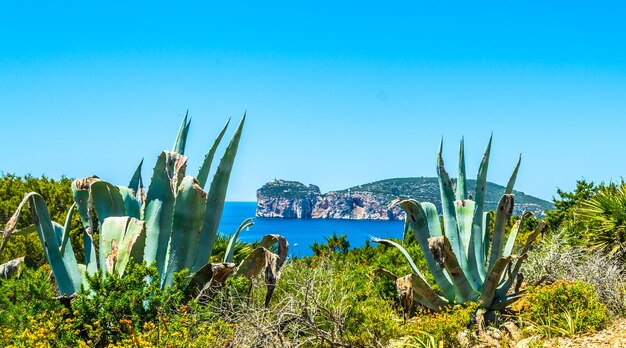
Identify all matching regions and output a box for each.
[256,178,553,220]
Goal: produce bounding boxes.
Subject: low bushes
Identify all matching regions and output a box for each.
[0,232,621,347]
[399,302,480,347]
[522,231,626,315]
[520,280,609,338]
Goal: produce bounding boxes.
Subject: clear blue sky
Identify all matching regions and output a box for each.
[2,2,626,201]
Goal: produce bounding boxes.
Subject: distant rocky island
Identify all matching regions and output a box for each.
[256,178,553,220]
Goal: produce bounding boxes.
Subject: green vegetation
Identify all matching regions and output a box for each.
[257,179,320,199]
[521,280,608,338]
[340,176,553,216]
[2,132,626,347]
[0,175,82,265]
[310,232,350,256]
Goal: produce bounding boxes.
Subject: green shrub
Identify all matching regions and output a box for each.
[522,232,626,315]
[71,262,189,346]
[0,175,82,265]
[399,302,479,347]
[0,265,62,330]
[521,280,608,337]
[0,265,86,347]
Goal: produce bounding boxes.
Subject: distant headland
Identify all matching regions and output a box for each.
[256,178,553,220]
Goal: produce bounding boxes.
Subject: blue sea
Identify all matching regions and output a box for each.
[217,202,404,257]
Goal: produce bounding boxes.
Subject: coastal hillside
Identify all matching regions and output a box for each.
[256,178,553,220]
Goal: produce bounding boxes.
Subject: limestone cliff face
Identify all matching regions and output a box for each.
[256,178,554,220]
[255,180,320,218]
[256,180,405,220]
[311,192,404,220]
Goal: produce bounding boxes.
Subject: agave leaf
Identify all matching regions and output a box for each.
[116,186,141,219]
[12,225,37,236]
[503,212,533,257]
[236,247,269,279]
[408,274,449,312]
[6,193,82,295]
[393,199,455,301]
[456,137,468,200]
[197,118,231,189]
[59,203,77,254]
[520,221,546,255]
[172,111,191,155]
[52,222,84,293]
[495,254,528,298]
[192,262,236,302]
[422,202,442,237]
[143,151,188,276]
[258,234,289,267]
[56,205,85,289]
[162,176,207,288]
[90,181,127,225]
[480,256,511,308]
[490,291,526,311]
[455,199,482,289]
[99,217,146,276]
[494,221,546,295]
[71,177,100,275]
[471,136,492,281]
[488,195,514,274]
[187,262,213,299]
[437,140,464,267]
[236,246,283,307]
[193,114,246,272]
[371,237,434,290]
[481,212,491,265]
[128,158,144,196]
[224,218,254,263]
[454,200,475,259]
[71,177,100,229]
[505,155,522,195]
[373,268,398,281]
[402,215,410,242]
[99,217,125,275]
[428,236,477,301]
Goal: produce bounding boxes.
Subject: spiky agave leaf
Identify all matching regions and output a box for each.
[162,176,207,288]
[99,216,146,276]
[6,193,82,295]
[371,237,449,310]
[503,212,533,258]
[505,155,522,195]
[71,176,100,275]
[494,221,546,299]
[172,111,192,155]
[143,151,188,277]
[392,199,455,301]
[236,233,288,307]
[480,256,511,308]
[193,113,246,272]
[487,195,514,274]
[471,135,492,281]
[224,218,254,263]
[129,158,144,197]
[456,137,468,200]
[436,141,465,270]
[197,118,231,189]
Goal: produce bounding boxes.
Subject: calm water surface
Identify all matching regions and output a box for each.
[218,202,404,257]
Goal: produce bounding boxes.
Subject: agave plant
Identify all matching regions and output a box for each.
[373,137,546,312]
[2,112,288,304]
